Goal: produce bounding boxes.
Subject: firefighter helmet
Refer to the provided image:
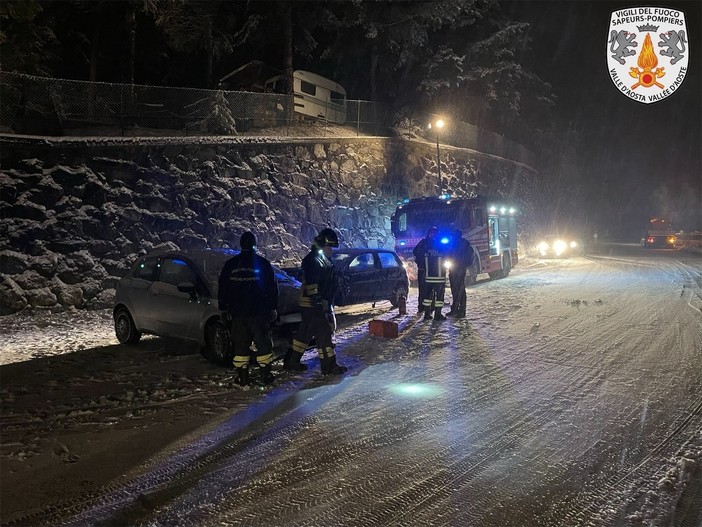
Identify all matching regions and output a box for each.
[315,228,339,248]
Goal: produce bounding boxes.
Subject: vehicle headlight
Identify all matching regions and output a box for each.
[444,260,452,270]
[553,239,567,255]
[569,241,578,248]
[538,241,549,255]
[667,236,676,244]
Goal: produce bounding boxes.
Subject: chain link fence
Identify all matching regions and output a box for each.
[0,72,533,166]
[0,72,390,138]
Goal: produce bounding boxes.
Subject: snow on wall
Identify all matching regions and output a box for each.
[0,135,537,314]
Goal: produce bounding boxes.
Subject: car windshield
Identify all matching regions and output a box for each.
[331,252,353,264]
[189,249,239,289]
[189,249,300,290]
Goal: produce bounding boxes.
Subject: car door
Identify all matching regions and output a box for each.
[343,252,380,305]
[377,251,405,296]
[147,257,206,340]
[122,256,160,331]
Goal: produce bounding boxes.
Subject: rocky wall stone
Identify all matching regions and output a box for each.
[0,274,28,314]
[0,136,537,314]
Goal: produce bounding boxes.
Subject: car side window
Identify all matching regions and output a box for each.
[349,253,375,270]
[159,258,198,286]
[378,252,400,269]
[133,257,159,281]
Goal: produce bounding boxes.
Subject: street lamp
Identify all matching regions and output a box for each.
[428,118,445,195]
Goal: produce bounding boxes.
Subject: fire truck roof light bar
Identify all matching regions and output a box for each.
[489,205,517,215]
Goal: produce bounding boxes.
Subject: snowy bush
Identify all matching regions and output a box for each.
[200,91,237,135]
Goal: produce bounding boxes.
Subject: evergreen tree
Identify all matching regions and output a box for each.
[201,89,237,134]
[153,0,260,88]
[0,0,57,75]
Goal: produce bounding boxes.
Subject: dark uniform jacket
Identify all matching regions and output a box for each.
[451,238,474,270]
[413,238,429,271]
[415,238,447,283]
[299,248,337,310]
[218,250,278,316]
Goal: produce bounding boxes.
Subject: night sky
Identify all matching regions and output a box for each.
[504,0,701,235]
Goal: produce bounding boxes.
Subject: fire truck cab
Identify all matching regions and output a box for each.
[390,195,518,285]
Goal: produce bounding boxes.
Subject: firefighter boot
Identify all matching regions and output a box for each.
[423,307,433,321]
[235,366,250,386]
[434,309,447,321]
[283,349,308,371]
[259,364,275,385]
[321,356,348,375]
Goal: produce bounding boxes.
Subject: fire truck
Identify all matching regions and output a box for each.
[642,217,676,248]
[390,195,518,285]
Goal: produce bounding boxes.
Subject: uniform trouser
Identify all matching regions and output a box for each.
[417,269,426,312]
[422,281,446,310]
[449,267,467,315]
[230,315,273,368]
[291,307,337,360]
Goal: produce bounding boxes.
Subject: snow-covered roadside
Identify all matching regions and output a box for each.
[0,308,117,366]
[0,297,398,523]
[1,252,701,525]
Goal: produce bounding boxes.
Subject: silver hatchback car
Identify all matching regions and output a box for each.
[113,248,302,365]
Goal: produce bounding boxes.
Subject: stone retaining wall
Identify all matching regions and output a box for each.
[0,135,537,314]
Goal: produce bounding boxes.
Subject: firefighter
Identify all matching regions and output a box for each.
[218,231,279,386]
[284,228,348,375]
[415,227,447,321]
[447,229,473,319]
[413,226,438,315]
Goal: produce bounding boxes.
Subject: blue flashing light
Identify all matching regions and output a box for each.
[399,240,406,246]
[439,193,451,200]
[403,198,410,203]
[440,237,450,244]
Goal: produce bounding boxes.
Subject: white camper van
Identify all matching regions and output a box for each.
[265,70,347,124]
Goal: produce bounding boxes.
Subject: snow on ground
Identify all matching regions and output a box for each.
[0,308,118,366]
[1,248,701,526]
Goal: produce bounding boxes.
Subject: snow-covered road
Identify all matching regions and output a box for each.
[1,244,701,526]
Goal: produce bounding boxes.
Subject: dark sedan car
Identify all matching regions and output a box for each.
[330,248,409,308]
[283,248,410,309]
[113,248,302,366]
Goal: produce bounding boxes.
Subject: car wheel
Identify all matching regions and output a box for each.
[114,308,141,345]
[204,319,232,366]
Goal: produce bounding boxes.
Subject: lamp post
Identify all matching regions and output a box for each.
[429,118,445,195]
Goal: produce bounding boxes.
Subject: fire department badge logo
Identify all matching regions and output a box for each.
[607,7,688,103]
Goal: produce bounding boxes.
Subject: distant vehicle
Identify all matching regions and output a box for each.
[535,235,583,258]
[283,248,409,309]
[265,70,347,124]
[391,195,518,285]
[642,217,676,248]
[113,249,302,366]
